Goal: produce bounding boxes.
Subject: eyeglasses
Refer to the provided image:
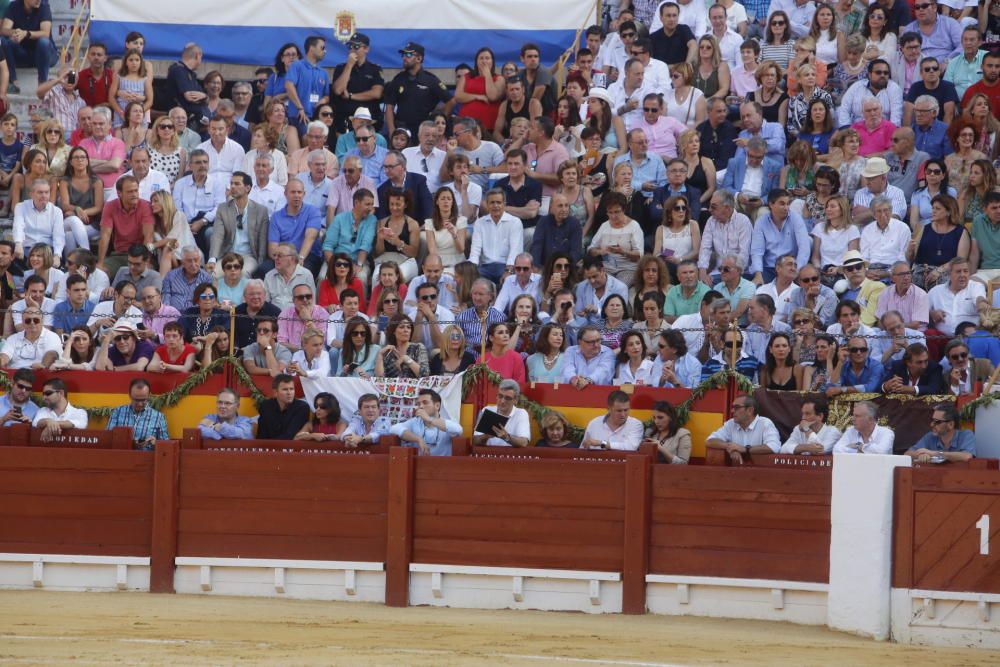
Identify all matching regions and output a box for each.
[383,163,400,170]
[670,73,682,79]
[720,265,737,273]
[356,136,373,142]
[15,383,32,391]
[199,293,216,300]
[581,337,602,345]
[255,78,268,85]
[950,352,969,360]
[770,20,785,26]
[923,66,939,73]
[223,263,241,270]
[497,393,517,402]
[845,264,865,272]
[793,318,811,325]
[351,330,367,337]
[45,129,61,134]
[514,266,531,273]
[314,403,329,411]
[22,318,41,324]
[849,347,868,354]
[892,271,913,278]
[913,3,933,9]
[799,275,819,283]
[294,293,313,301]
[42,389,58,396]
[113,334,132,343]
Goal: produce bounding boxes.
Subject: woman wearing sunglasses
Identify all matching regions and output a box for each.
[179,282,230,343]
[295,391,347,441]
[336,315,383,378]
[653,195,701,284]
[430,324,477,377]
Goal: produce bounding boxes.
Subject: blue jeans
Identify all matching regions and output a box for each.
[3,37,58,83]
[760,267,777,284]
[478,262,507,287]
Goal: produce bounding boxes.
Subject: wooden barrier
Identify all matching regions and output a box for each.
[180,428,397,454]
[893,467,1000,594]
[452,437,656,460]
[648,465,832,583]
[0,426,135,449]
[0,446,154,557]
[706,450,998,470]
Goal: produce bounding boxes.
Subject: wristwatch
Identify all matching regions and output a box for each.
[744,445,751,455]
[265,345,273,351]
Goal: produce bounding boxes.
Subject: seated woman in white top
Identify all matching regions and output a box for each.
[614,330,654,385]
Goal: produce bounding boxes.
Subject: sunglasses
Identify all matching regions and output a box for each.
[294,293,313,301]
[913,2,933,9]
[642,107,659,113]
[158,124,174,130]
[199,293,216,300]
[849,347,868,353]
[356,136,374,142]
[581,338,602,345]
[335,261,351,268]
[721,266,737,273]
[793,318,811,325]
[314,403,329,411]
[23,318,41,324]
[799,276,819,283]
[449,332,463,341]
[223,263,241,270]
[925,168,942,175]
[383,298,400,304]
[42,389,58,396]
[351,330,367,337]
[845,264,865,272]
[15,383,32,391]
[114,334,132,343]
[514,266,531,273]
[922,66,939,73]
[723,341,742,349]
[950,352,969,360]
[770,20,785,26]
[419,294,436,301]
[929,418,947,426]
[320,111,333,118]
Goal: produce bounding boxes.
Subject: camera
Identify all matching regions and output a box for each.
[560,301,572,310]
[66,70,76,85]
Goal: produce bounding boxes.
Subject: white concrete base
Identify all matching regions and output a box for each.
[408,564,622,613]
[173,558,385,602]
[891,588,1000,649]
[645,575,828,625]
[0,554,150,592]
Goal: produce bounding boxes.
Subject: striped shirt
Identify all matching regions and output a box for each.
[107,405,169,449]
[456,306,505,354]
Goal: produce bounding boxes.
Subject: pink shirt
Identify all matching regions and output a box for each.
[731,64,757,99]
[636,116,687,160]
[875,284,930,330]
[524,140,571,197]
[326,174,379,215]
[277,304,330,348]
[80,135,127,188]
[853,120,897,157]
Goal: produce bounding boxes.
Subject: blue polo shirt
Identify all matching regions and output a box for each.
[912,120,952,160]
[52,299,95,333]
[907,429,976,457]
[268,203,325,258]
[4,0,51,33]
[286,58,329,117]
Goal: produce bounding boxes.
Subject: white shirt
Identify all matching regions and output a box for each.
[672,312,704,354]
[494,272,543,315]
[10,297,56,327]
[615,358,655,386]
[405,274,457,311]
[583,414,645,451]
[326,310,370,347]
[757,281,797,323]
[640,57,672,96]
[768,0,816,38]
[928,280,987,335]
[474,405,531,447]
[290,349,331,379]
[402,146,447,192]
[607,80,656,130]
[32,401,89,429]
[711,29,743,70]
[13,201,65,258]
[833,425,895,455]
[859,218,910,266]
[853,186,907,221]
[405,303,452,351]
[650,0,708,36]
[86,301,143,333]
[0,328,62,369]
[445,180,483,215]
[837,80,904,127]
[780,423,843,454]
[469,212,523,267]
[249,180,287,216]
[741,164,765,198]
[708,415,782,453]
[172,173,229,223]
[108,169,170,202]
[197,138,246,177]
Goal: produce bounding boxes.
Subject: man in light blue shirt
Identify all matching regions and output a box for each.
[907,402,976,463]
[392,389,463,456]
[199,388,255,440]
[346,125,389,186]
[735,101,785,162]
[561,325,616,388]
[613,129,666,198]
[902,3,963,63]
[749,190,811,284]
[706,394,781,463]
[322,188,377,283]
[269,179,325,277]
[285,35,329,130]
[574,256,629,325]
[343,393,393,446]
[0,369,39,426]
[944,27,986,99]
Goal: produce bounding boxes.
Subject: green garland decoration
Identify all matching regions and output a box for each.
[460,363,753,443]
[960,392,1000,422]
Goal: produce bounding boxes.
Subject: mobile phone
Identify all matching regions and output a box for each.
[66,70,77,85]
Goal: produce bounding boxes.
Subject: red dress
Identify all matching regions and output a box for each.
[319,278,367,313]
[479,349,526,385]
[459,75,502,131]
[154,343,197,367]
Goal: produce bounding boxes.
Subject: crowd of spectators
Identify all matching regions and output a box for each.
[0,0,997,460]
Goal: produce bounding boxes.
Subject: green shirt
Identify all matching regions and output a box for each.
[972,216,1000,271]
[944,50,986,100]
[665,282,710,318]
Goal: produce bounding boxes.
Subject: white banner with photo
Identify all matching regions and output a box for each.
[301,372,465,423]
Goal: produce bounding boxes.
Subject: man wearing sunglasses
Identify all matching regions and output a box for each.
[902,1,964,64]
[95,319,153,372]
[940,338,992,396]
[903,56,959,127]
[907,403,976,463]
[828,336,885,397]
[384,42,448,137]
[837,59,903,128]
[407,283,449,353]
[401,121,446,192]
[331,33,383,135]
[836,251,886,327]
[32,378,88,442]
[0,306,59,370]
[706,394,780,465]
[0,368,38,425]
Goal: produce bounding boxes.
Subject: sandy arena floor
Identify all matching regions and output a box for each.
[0,590,997,666]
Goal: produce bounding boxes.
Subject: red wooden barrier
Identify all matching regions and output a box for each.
[893,467,1000,594]
[452,437,656,460]
[174,449,389,562]
[180,428,396,453]
[0,426,135,449]
[0,446,154,557]
[648,465,832,583]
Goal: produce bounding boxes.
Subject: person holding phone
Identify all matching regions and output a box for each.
[0,368,38,426]
[105,378,168,451]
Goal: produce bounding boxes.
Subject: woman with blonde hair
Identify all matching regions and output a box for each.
[24,243,65,299]
[147,115,187,186]
[811,195,859,286]
[959,159,996,226]
[430,324,477,376]
[829,34,867,103]
[747,60,788,127]
[536,410,575,448]
[150,190,196,274]
[786,36,828,96]
[555,159,595,234]
[787,61,833,138]
[963,93,1000,159]
[664,62,706,129]
[827,128,866,201]
[690,35,730,100]
[36,119,70,177]
[261,98,300,155]
[678,130,715,206]
[653,195,701,281]
[242,124,289,186]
